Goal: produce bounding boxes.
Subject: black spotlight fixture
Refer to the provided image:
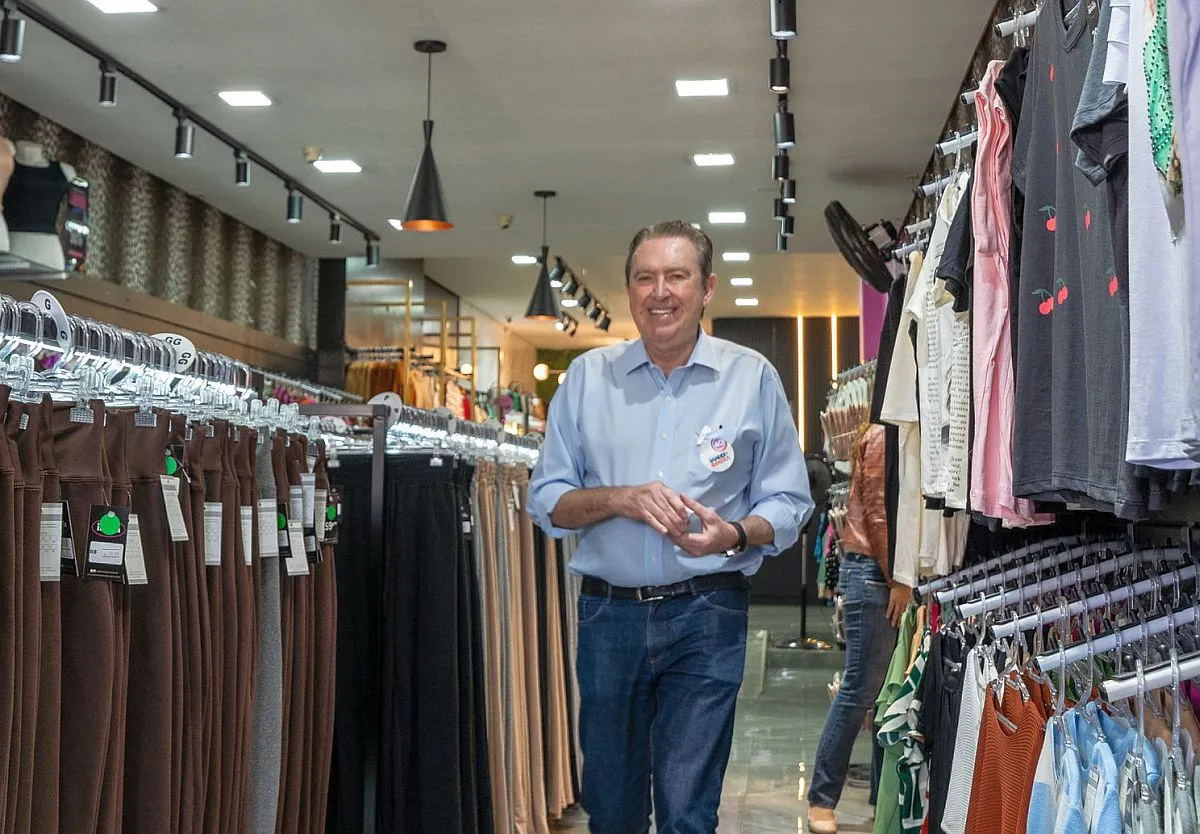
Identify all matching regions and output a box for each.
[99,61,118,106]
[770,0,797,39]
[548,256,566,289]
[772,151,789,182]
[587,303,603,323]
[782,178,797,204]
[769,40,790,92]
[329,213,343,245]
[773,196,787,220]
[173,110,195,159]
[402,40,453,231]
[578,289,593,313]
[777,232,788,252]
[286,186,303,224]
[598,312,612,332]
[781,213,795,237]
[561,271,580,298]
[234,150,250,186]
[0,3,25,64]
[525,189,561,321]
[774,95,796,149]
[365,238,380,268]
[566,318,579,337]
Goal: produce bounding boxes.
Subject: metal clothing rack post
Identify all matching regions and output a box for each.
[297,401,388,834]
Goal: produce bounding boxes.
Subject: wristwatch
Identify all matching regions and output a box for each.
[724,520,747,559]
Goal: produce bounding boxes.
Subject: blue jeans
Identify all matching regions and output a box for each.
[575,586,749,834]
[807,553,897,810]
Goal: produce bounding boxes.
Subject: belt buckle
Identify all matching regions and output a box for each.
[637,586,666,603]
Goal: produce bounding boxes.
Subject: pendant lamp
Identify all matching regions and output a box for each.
[524,190,561,320]
[402,40,452,231]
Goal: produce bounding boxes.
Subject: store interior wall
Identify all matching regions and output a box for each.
[0,92,319,348]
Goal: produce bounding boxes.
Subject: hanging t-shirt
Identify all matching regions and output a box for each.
[1116,0,1195,469]
[1010,0,1148,518]
[1027,720,1058,833]
[940,648,993,834]
[1167,0,1200,459]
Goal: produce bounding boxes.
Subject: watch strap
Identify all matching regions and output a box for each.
[728,520,747,556]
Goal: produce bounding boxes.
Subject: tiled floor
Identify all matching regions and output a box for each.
[552,603,875,834]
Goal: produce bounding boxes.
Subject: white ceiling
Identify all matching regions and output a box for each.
[0,0,995,344]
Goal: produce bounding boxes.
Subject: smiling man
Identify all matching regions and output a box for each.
[529,220,813,834]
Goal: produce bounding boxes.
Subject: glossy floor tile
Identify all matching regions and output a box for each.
[552,602,875,833]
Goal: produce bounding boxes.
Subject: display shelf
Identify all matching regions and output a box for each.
[0,251,67,279]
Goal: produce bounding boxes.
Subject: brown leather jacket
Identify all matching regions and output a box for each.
[841,423,889,579]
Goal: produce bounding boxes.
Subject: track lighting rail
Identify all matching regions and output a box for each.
[11,0,380,244]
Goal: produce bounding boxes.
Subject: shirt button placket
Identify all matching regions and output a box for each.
[647,382,676,584]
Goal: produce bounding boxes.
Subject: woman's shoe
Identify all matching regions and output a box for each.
[807,806,838,833]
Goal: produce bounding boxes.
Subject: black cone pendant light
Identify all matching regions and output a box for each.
[402,40,453,231]
[524,190,561,321]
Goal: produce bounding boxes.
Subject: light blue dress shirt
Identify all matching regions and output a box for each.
[528,330,814,588]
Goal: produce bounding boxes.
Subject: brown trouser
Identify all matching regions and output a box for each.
[54,400,119,833]
[29,397,61,834]
[123,413,176,834]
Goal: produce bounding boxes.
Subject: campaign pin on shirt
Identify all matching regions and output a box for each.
[700,435,734,472]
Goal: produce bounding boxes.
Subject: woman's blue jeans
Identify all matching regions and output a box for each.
[806,553,897,810]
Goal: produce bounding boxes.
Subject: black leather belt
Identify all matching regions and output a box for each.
[580,571,750,603]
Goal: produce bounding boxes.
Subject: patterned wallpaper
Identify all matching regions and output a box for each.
[0,92,318,348]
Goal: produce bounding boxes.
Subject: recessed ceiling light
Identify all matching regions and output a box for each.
[561,298,579,308]
[708,211,746,224]
[84,0,157,12]
[730,277,754,287]
[690,222,703,229]
[723,252,751,262]
[387,218,405,230]
[734,297,760,307]
[313,159,362,174]
[511,255,538,265]
[218,90,273,107]
[692,153,735,167]
[675,78,729,97]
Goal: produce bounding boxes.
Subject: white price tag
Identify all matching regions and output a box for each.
[300,474,316,529]
[240,505,254,566]
[161,476,189,542]
[258,499,280,559]
[313,489,327,539]
[31,290,71,350]
[39,502,63,581]
[511,483,521,511]
[124,514,149,586]
[289,487,304,529]
[203,502,223,566]
[152,332,198,373]
[285,520,309,576]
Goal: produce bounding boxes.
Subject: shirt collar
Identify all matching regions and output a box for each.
[614,329,720,377]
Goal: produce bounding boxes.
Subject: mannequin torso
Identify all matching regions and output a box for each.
[4,140,74,270]
[0,138,14,253]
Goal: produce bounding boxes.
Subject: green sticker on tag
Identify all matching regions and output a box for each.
[96,511,123,537]
[326,504,336,521]
[277,511,287,530]
[165,453,178,476]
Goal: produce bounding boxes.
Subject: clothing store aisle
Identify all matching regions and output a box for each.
[553,605,874,834]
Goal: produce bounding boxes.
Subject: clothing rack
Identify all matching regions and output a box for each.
[1038,603,1200,672]
[992,557,1196,640]
[955,549,1145,619]
[1103,648,1200,701]
[833,358,877,385]
[254,366,362,403]
[935,128,979,158]
[932,539,1128,605]
[918,532,1091,596]
[995,6,1040,38]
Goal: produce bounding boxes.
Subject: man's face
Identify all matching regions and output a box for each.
[626,236,716,352]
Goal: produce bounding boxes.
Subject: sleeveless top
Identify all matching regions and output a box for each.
[2,161,69,235]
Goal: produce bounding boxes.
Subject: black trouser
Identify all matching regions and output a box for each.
[378,455,464,834]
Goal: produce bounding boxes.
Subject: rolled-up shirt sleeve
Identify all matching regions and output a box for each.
[528,361,586,538]
[746,366,815,556]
